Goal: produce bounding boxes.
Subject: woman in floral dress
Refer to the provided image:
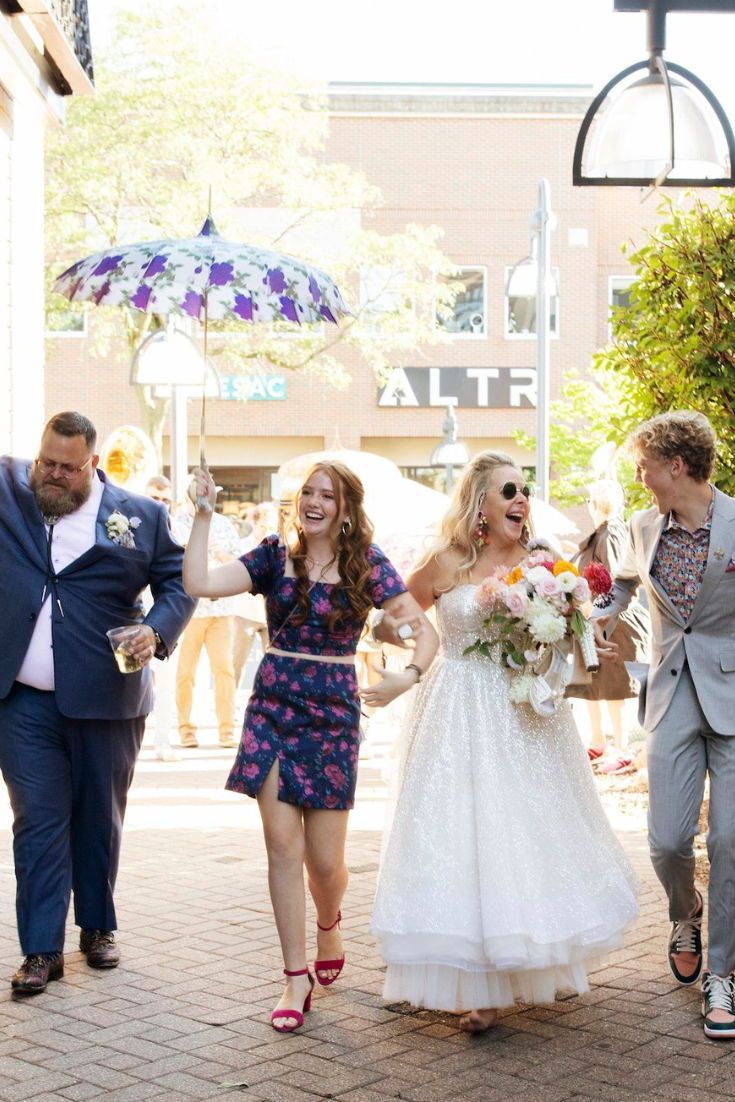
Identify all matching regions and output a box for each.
[184,461,437,1032]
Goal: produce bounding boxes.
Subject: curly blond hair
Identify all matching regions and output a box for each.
[628,411,716,482]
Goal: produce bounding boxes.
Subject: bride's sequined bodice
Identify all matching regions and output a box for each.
[436,585,487,659]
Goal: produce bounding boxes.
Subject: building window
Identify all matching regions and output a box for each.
[609,276,635,310]
[437,267,486,337]
[609,276,635,337]
[504,267,559,339]
[45,306,87,337]
[399,466,447,492]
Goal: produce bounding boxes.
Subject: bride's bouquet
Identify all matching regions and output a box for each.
[464,546,613,716]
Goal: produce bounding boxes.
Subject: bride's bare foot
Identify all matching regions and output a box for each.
[459,1008,499,1034]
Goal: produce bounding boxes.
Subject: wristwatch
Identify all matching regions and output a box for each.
[151,628,163,651]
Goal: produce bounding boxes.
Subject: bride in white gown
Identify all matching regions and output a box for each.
[371,451,638,1032]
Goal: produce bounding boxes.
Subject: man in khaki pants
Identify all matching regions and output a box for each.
[174,505,241,749]
[593,411,735,1040]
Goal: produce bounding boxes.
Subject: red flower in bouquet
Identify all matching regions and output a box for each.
[582,561,613,604]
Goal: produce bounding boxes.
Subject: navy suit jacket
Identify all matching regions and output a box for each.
[0,458,196,720]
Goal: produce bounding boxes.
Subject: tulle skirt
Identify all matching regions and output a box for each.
[371,646,638,1012]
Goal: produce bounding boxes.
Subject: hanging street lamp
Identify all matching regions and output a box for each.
[573,0,735,188]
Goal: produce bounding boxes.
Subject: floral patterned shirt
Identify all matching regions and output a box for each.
[240,535,406,656]
[651,489,714,622]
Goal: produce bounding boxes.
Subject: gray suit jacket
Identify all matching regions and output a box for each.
[595,488,735,734]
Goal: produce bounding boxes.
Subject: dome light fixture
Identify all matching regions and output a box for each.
[573,0,735,188]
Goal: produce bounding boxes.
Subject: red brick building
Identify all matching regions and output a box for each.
[45,81,693,503]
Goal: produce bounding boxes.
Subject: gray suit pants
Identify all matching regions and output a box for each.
[648,665,735,976]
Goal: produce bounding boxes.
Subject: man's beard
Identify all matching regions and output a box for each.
[30,473,92,521]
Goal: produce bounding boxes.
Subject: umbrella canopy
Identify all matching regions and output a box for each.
[53,216,350,502]
[529,495,580,539]
[53,216,350,327]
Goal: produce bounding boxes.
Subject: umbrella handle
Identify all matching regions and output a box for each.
[196,450,212,514]
[186,452,214,515]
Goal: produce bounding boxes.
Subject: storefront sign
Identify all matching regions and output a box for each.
[220,374,287,401]
[377,367,536,408]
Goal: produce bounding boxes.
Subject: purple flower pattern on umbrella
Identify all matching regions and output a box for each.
[209,261,234,286]
[130,284,152,310]
[92,255,124,277]
[267,268,287,294]
[279,296,299,323]
[143,254,168,278]
[92,280,111,305]
[182,291,204,318]
[308,275,321,303]
[53,221,350,336]
[233,294,253,320]
[58,258,83,281]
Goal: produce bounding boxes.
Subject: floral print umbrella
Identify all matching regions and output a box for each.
[53,216,350,475]
[53,215,350,326]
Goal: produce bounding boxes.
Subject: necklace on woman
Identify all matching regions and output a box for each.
[305,553,336,580]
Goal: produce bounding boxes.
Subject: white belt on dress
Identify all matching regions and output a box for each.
[266,646,356,666]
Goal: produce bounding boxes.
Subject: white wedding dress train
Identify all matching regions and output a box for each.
[371,584,638,1011]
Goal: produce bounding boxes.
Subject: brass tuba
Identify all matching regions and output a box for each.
[99,425,159,492]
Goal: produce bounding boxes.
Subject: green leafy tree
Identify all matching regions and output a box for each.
[593,194,735,496]
[45,2,458,454]
[515,371,639,511]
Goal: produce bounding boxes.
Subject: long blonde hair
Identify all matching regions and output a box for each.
[283,461,375,630]
[417,451,530,585]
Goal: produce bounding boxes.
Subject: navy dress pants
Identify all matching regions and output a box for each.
[0,683,145,954]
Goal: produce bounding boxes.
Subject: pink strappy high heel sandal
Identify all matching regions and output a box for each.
[270,967,314,1032]
[314,911,345,986]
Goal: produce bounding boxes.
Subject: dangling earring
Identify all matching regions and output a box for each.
[473,492,489,547]
[341,518,352,536]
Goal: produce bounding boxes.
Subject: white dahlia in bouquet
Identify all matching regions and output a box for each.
[465,546,613,711]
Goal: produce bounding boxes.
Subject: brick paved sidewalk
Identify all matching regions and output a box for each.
[0,729,732,1102]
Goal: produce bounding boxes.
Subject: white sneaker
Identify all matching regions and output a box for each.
[702,972,735,1039]
[154,748,181,762]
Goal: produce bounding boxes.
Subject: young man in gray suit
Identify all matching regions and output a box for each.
[0,412,196,995]
[593,411,735,1038]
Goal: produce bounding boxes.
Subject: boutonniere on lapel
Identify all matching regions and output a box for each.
[105,510,142,549]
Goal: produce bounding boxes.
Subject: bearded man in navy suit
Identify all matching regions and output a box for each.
[0,411,196,995]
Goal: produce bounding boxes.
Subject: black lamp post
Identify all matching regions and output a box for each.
[573,0,735,188]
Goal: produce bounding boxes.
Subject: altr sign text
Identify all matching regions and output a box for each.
[377,367,537,408]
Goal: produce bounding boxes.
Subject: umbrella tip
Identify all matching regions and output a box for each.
[199,215,219,238]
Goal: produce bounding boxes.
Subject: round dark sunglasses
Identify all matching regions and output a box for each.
[499,481,532,500]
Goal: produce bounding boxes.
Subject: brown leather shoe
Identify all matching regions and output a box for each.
[11,953,64,995]
[79,929,120,969]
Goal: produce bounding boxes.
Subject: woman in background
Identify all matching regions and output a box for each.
[566,479,649,774]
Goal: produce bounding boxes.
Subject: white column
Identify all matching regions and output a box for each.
[169,387,189,505]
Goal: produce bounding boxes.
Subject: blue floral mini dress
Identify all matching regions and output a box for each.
[226,535,406,809]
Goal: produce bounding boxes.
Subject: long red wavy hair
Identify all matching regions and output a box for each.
[284,461,375,631]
